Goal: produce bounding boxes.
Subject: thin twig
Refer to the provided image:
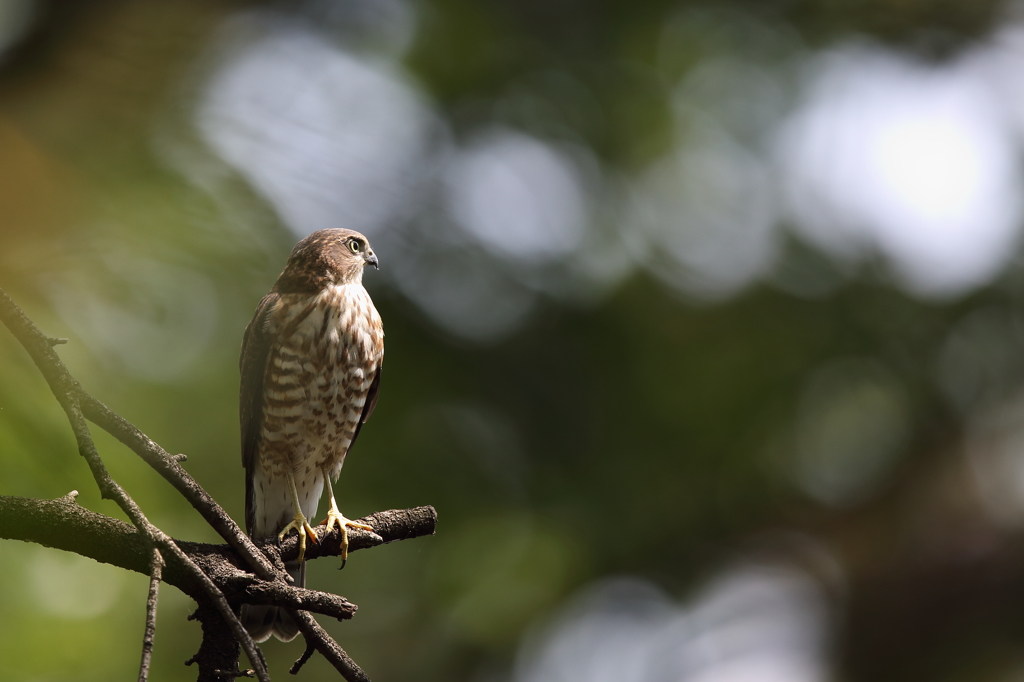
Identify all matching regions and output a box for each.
[292,610,371,682]
[138,547,164,682]
[289,640,317,675]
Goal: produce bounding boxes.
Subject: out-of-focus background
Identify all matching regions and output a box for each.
[4,0,1024,680]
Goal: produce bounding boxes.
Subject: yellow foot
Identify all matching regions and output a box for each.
[321,507,373,567]
[278,512,319,564]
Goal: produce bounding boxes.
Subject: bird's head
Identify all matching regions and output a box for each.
[275,228,379,293]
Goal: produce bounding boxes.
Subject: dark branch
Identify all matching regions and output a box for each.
[138,547,164,682]
[187,600,251,682]
[0,494,435,618]
[265,506,438,564]
[0,286,439,680]
[292,610,371,682]
[0,286,277,581]
[80,393,278,579]
[0,288,271,682]
[290,640,317,675]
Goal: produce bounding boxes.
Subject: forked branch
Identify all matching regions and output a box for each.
[0,288,436,681]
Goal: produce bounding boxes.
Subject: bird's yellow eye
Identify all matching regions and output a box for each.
[348,239,362,254]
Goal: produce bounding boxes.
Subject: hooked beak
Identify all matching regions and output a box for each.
[366,252,379,270]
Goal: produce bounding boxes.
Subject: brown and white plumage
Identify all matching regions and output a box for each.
[239,228,383,642]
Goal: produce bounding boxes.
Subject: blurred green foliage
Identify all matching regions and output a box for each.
[2,1,1024,681]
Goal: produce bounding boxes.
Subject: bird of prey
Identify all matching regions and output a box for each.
[239,228,384,642]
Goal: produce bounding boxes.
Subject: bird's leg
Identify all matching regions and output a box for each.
[277,471,319,563]
[320,467,373,567]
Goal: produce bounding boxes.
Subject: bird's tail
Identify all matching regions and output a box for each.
[240,560,305,642]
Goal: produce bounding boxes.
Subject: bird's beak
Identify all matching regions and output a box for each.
[366,252,379,270]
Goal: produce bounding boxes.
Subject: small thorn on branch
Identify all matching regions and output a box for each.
[47,337,68,346]
[58,490,79,504]
[172,453,188,463]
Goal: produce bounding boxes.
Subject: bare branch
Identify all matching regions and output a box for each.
[0,286,439,680]
[0,494,148,571]
[289,640,317,675]
[292,610,371,682]
[79,394,277,579]
[162,530,271,680]
[138,547,164,682]
[0,288,277,581]
[0,494,435,618]
[268,506,438,563]
[187,600,254,682]
[0,288,271,682]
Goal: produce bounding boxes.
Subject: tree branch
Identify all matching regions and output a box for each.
[0,494,435,619]
[292,610,371,682]
[0,288,271,682]
[0,287,277,580]
[0,287,438,679]
[138,547,164,682]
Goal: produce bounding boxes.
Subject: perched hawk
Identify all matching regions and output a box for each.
[239,228,384,642]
